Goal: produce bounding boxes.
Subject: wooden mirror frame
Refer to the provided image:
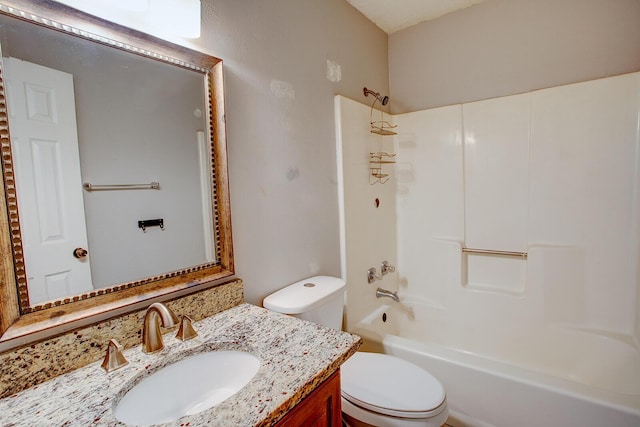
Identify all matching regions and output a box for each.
[0,0,234,345]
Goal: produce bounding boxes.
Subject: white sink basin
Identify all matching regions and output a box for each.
[114,350,261,426]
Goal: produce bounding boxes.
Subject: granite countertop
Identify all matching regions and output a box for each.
[0,303,362,426]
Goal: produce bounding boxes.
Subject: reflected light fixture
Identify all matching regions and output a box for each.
[51,0,201,39]
[150,0,201,39]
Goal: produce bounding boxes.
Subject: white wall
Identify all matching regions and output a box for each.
[385,0,640,350]
[394,105,463,307]
[187,0,390,304]
[394,72,639,340]
[389,0,640,112]
[335,96,397,329]
[528,73,640,335]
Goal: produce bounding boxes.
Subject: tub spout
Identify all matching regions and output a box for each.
[376,287,399,303]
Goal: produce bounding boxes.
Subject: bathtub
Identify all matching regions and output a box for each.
[349,300,640,427]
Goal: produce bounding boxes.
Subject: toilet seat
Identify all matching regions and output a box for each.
[341,352,446,419]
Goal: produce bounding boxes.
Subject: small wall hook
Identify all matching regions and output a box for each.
[138,218,165,232]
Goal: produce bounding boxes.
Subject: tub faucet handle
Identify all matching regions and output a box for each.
[368,267,383,284]
[381,260,395,275]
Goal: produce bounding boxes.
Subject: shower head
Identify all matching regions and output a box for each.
[363,87,389,106]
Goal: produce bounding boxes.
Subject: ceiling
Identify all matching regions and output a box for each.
[346,0,486,34]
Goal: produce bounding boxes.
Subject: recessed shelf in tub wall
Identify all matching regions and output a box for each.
[462,246,528,295]
[462,247,528,258]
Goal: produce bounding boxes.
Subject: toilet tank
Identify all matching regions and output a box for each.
[263,276,346,330]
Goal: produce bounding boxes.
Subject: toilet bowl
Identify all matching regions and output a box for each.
[263,276,449,427]
[341,352,448,427]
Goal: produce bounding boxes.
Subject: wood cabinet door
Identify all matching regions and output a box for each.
[275,370,342,427]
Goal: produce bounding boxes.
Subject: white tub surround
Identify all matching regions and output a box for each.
[0,304,361,426]
[336,71,640,427]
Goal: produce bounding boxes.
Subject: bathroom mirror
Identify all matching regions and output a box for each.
[0,0,233,343]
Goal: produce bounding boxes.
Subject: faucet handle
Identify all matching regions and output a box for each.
[175,315,198,341]
[101,339,129,373]
[368,267,383,284]
[381,260,396,275]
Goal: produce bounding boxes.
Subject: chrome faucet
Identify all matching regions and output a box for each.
[376,287,399,303]
[367,261,396,284]
[367,267,383,284]
[380,260,395,275]
[142,302,179,353]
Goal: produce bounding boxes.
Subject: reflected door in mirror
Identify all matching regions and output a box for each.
[0,0,233,345]
[5,57,93,304]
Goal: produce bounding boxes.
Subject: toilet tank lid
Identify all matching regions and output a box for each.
[263,276,346,314]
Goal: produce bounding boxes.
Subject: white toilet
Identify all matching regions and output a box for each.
[263,276,448,427]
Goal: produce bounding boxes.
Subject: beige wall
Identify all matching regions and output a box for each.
[389,0,640,113]
[190,0,389,304]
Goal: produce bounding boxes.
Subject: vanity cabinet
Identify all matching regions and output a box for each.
[274,370,341,427]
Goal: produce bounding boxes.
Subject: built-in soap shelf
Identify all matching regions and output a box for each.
[462,247,528,258]
[461,246,528,295]
[370,152,396,184]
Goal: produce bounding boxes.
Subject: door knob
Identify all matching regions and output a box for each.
[73,247,88,259]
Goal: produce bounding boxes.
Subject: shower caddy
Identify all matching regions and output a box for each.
[364,87,396,185]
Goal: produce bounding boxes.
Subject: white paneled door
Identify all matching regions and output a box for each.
[5,58,93,304]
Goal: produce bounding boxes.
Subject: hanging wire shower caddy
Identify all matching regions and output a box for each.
[364,87,396,184]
